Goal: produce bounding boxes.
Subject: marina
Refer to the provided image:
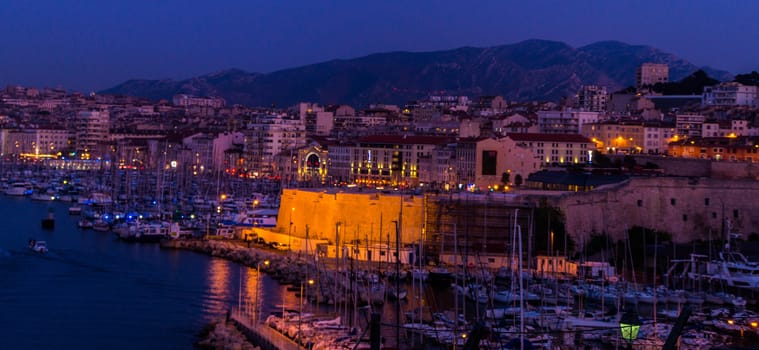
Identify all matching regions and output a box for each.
[2,162,759,349]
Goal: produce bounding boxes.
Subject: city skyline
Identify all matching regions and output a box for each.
[1,1,757,93]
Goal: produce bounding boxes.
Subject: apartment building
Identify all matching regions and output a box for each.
[75,110,110,158]
[675,114,706,139]
[507,133,593,165]
[297,103,335,136]
[581,121,676,154]
[636,63,669,88]
[537,110,600,134]
[327,135,453,187]
[242,114,306,176]
[668,136,759,162]
[455,137,539,190]
[702,119,758,138]
[702,82,758,107]
[172,94,226,109]
[577,85,608,112]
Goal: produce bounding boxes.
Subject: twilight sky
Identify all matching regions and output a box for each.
[0,1,757,93]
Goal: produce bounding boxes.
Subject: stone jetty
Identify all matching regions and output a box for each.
[196,318,261,350]
[160,239,379,307]
[160,239,313,286]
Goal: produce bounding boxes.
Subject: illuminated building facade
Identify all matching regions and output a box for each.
[1,128,69,158]
[675,114,706,139]
[581,121,676,154]
[668,136,759,162]
[344,135,453,187]
[702,119,757,138]
[276,144,329,185]
[455,137,540,191]
[506,133,592,165]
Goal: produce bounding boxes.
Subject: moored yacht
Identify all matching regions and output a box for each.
[5,182,33,196]
[685,233,759,291]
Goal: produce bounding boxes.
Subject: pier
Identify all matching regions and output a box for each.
[230,309,305,350]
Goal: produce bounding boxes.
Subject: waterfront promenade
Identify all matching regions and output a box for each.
[230,309,304,350]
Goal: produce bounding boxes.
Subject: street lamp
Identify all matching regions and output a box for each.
[289,207,295,255]
[620,309,641,349]
[254,259,270,322]
[298,279,314,345]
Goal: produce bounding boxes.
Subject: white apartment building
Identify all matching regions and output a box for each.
[643,124,677,154]
[507,133,592,165]
[297,103,335,136]
[537,110,600,134]
[172,94,226,109]
[75,110,110,157]
[242,115,306,176]
[702,120,759,138]
[702,82,758,107]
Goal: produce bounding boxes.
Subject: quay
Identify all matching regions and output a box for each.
[230,309,305,350]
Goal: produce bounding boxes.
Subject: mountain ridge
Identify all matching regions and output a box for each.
[100,39,733,107]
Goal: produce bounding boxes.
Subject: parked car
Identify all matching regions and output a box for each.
[269,242,290,251]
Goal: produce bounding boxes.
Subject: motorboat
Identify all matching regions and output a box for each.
[682,231,759,291]
[5,182,33,196]
[28,239,48,254]
[68,206,83,215]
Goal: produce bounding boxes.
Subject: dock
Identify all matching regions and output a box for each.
[230,309,305,350]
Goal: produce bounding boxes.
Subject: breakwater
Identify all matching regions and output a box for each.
[197,318,262,350]
[160,240,309,286]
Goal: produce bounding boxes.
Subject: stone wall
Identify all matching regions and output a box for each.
[621,155,711,177]
[711,161,759,180]
[629,154,759,180]
[277,189,425,245]
[551,177,759,244]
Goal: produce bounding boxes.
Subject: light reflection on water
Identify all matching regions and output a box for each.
[204,258,233,315]
[0,197,290,350]
[0,196,451,350]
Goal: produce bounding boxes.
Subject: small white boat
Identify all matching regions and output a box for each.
[28,239,48,254]
[5,182,33,196]
[68,206,82,215]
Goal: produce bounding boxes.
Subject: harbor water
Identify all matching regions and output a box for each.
[0,196,295,350]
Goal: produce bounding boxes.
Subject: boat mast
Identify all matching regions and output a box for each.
[515,209,525,350]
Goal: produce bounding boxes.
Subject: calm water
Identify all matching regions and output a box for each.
[0,196,296,350]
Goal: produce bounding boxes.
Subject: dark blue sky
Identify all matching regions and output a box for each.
[1,1,757,93]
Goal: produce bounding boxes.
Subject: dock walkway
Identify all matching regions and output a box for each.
[230,309,305,350]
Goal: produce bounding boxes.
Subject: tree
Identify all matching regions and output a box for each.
[734,71,759,87]
[648,69,718,95]
[533,204,575,255]
[584,232,615,261]
[591,151,613,167]
[501,172,510,185]
[514,174,523,187]
[623,155,637,170]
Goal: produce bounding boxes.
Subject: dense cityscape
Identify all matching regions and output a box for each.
[2,57,759,350]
